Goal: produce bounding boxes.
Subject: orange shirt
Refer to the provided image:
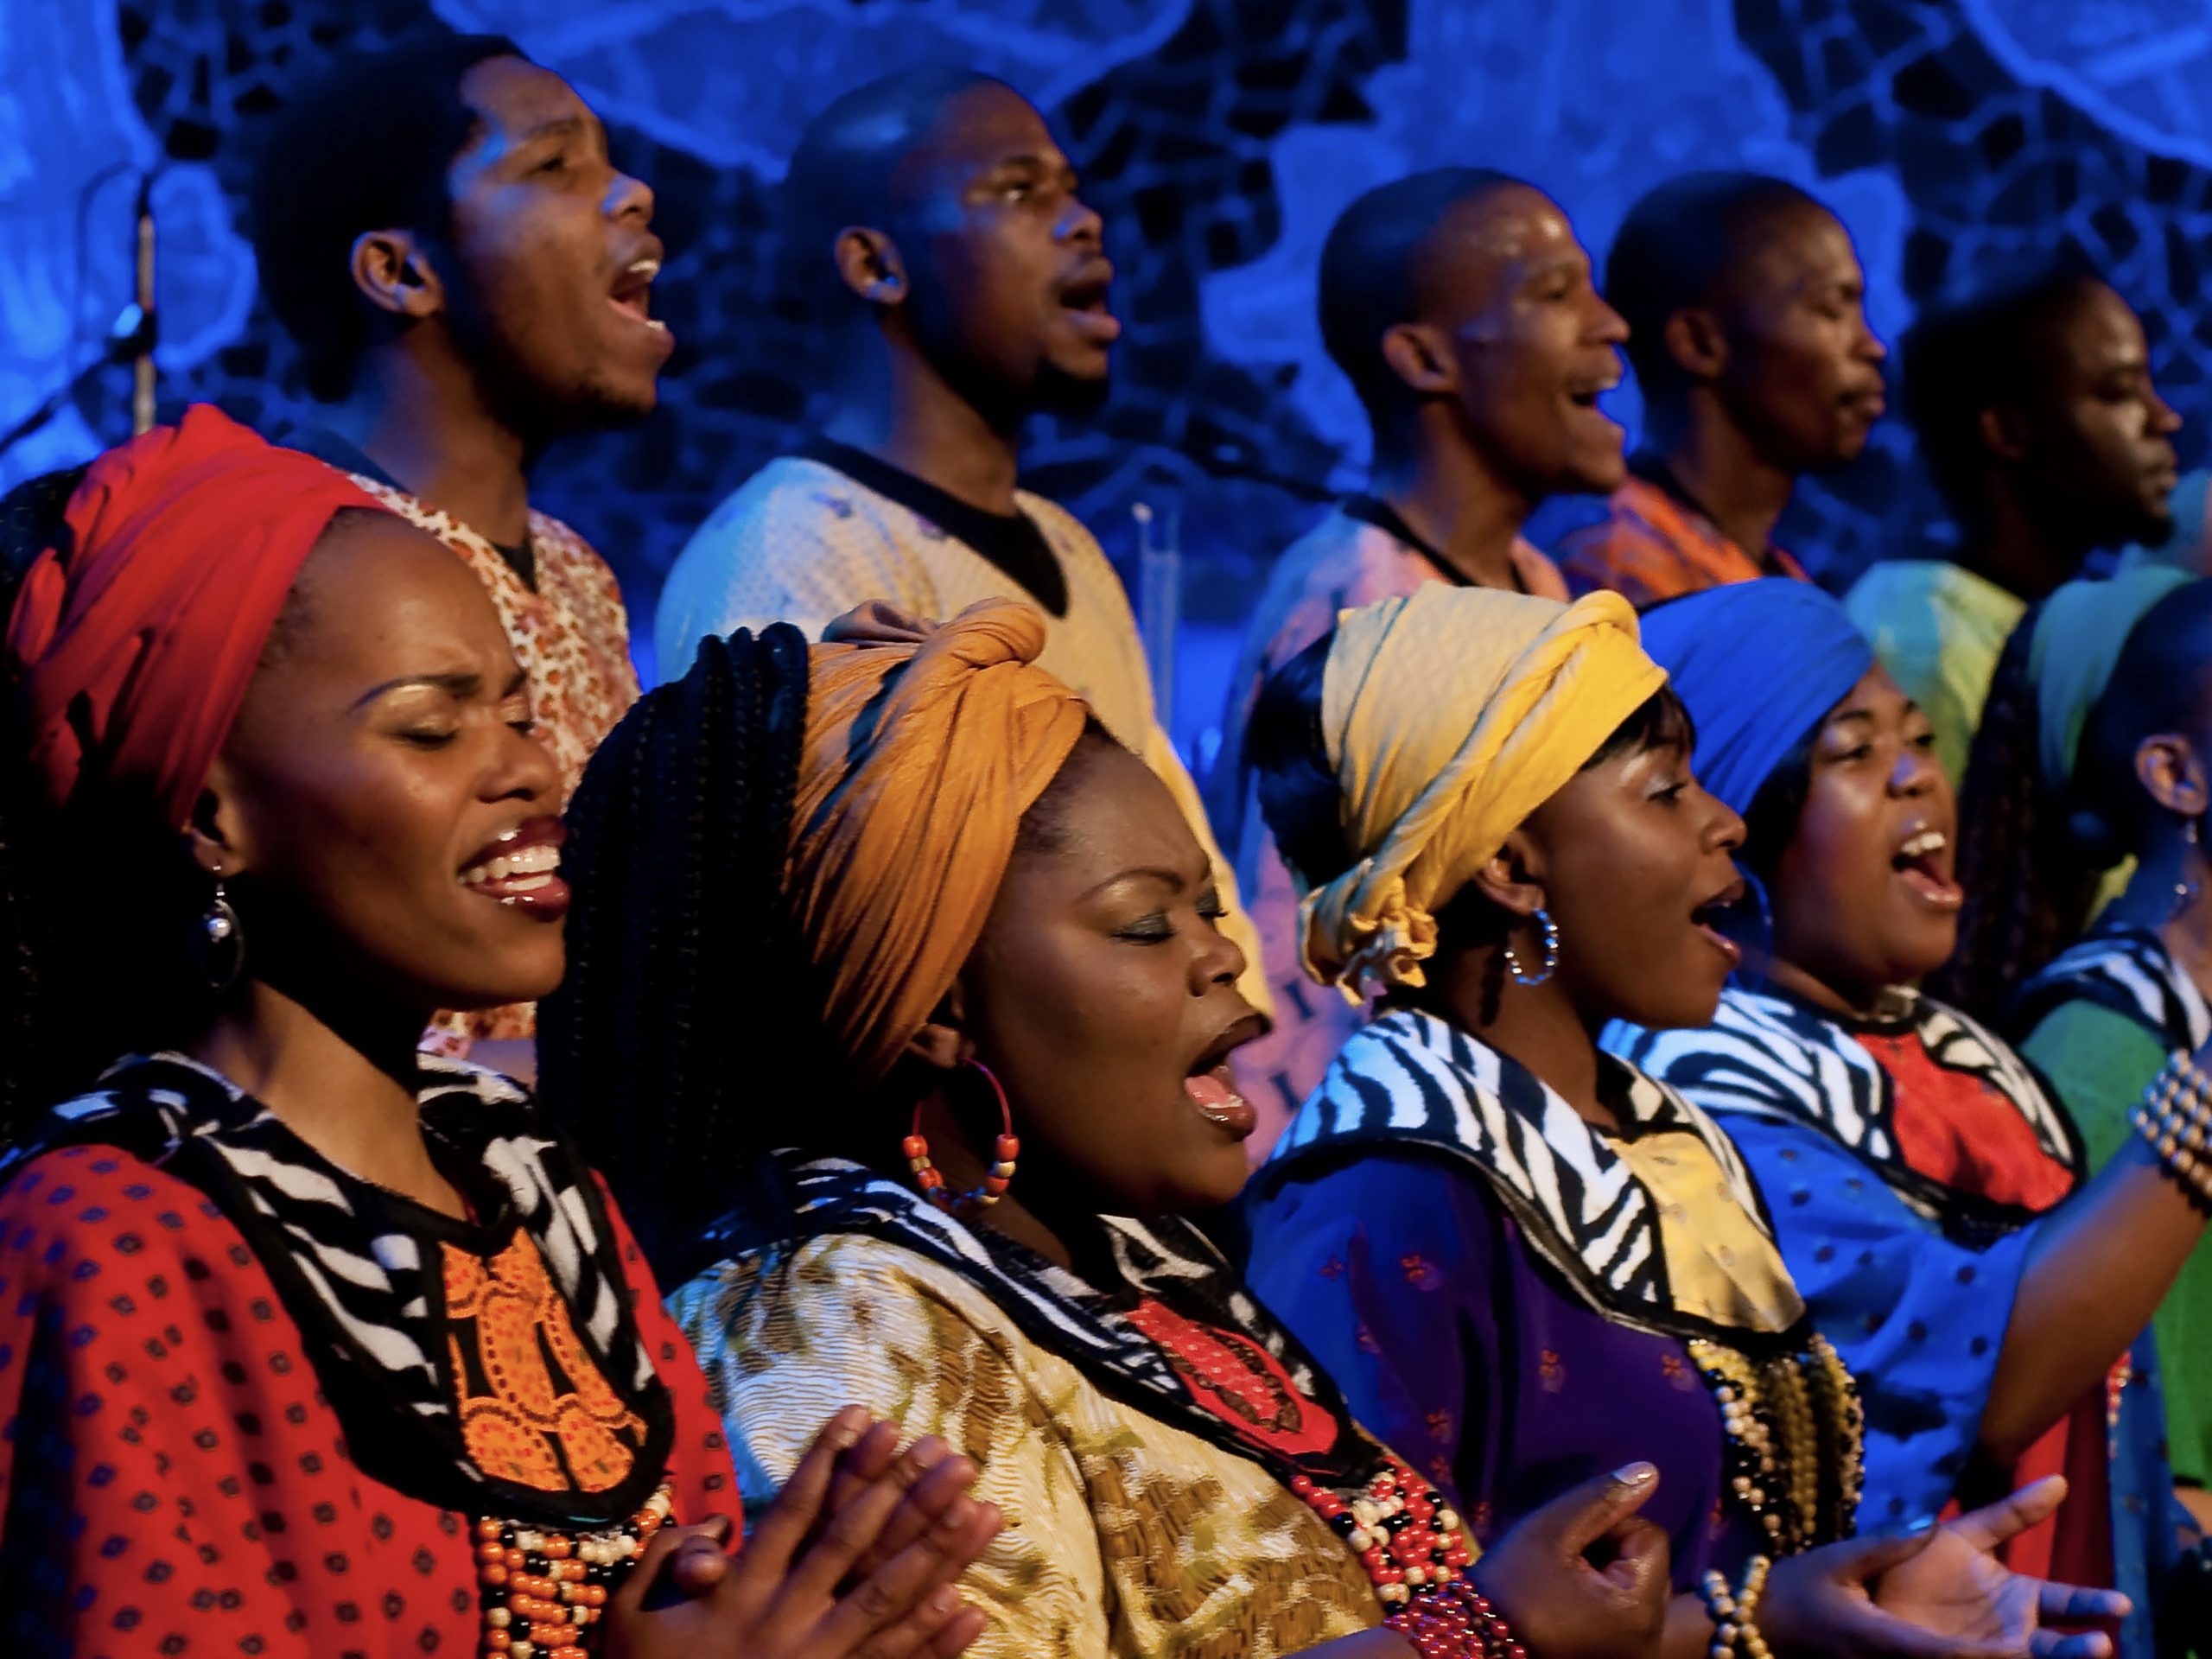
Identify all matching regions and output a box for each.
[1557,471,1808,607]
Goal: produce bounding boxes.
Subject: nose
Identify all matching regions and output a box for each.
[1856,311,1887,364]
[1057,191,1103,249]
[2149,382,2183,437]
[492,719,562,806]
[1890,739,1937,798]
[605,165,654,226]
[1588,293,1630,346]
[1192,903,1249,995]
[1706,791,1746,855]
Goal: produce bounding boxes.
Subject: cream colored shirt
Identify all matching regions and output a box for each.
[658,454,1269,1014]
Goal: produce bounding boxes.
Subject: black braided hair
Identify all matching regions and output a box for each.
[0,467,96,1136]
[537,624,818,1284]
[1939,580,2212,1018]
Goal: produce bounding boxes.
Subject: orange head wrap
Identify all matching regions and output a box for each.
[5,404,388,828]
[790,599,1091,1084]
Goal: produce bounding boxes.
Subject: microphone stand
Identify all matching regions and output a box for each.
[0,168,159,464]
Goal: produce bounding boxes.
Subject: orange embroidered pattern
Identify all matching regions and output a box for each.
[444,1232,645,1492]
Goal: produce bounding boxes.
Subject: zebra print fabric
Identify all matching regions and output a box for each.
[2009,925,2211,1057]
[707,1152,1389,1492]
[1261,1007,1794,1347]
[6,1052,673,1525]
[1614,982,2079,1239]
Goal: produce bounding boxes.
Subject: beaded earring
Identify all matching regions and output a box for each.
[903,1059,1020,1216]
[2173,816,2204,922]
[1501,907,1560,987]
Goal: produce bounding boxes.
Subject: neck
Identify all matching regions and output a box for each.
[1368,426,1534,589]
[2112,831,2212,991]
[1958,491,2084,601]
[1647,397,1795,559]
[329,345,536,546]
[184,981,463,1217]
[823,336,1023,516]
[1753,946,1880,1021]
[1425,948,1615,1128]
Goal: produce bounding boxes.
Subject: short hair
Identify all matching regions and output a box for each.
[1318,168,1520,417]
[1606,172,1827,397]
[1901,264,2110,513]
[778,67,1004,316]
[249,32,524,403]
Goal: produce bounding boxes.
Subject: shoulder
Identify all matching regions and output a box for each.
[0,1141,259,1300]
[525,508,624,583]
[678,460,883,565]
[1012,487,1097,550]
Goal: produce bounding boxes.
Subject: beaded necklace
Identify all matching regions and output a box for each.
[474,1484,672,1658]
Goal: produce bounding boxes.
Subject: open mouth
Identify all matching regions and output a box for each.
[459,817,570,918]
[1690,878,1746,968]
[609,256,671,339]
[1056,266,1122,344]
[1891,826,1962,912]
[1183,1013,1264,1139]
[1840,384,1887,423]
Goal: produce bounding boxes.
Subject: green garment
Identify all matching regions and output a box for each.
[2021,1000,2212,1487]
[1844,559,2025,787]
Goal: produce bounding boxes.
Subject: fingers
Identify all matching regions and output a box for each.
[824,1420,910,1534]
[1825,1603,2019,1659]
[747,1405,874,1579]
[610,1515,733,1616]
[665,1529,735,1600]
[2030,1635,2115,1659]
[815,1495,1002,1655]
[847,1438,964,1576]
[1946,1475,2069,1552]
[823,601,936,645]
[2037,1581,2131,1625]
[1532,1461,1662,1554]
[779,1433,984,1611]
[925,1604,990,1656]
[1598,1515,1672,1605]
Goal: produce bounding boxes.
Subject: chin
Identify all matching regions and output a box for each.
[1033,360,1113,416]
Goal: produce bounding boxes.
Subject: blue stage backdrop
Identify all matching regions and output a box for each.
[4,0,2211,745]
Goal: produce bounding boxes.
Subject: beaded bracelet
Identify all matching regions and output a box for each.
[1699,1554,1773,1659]
[1382,1578,1527,1659]
[2132,1053,2212,1212]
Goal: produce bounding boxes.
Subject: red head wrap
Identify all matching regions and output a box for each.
[5,404,389,828]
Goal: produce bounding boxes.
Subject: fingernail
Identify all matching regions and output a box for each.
[830,1404,868,1447]
[909,1437,951,1471]
[1611,1462,1656,1487]
[927,1585,961,1615]
[702,1513,733,1542]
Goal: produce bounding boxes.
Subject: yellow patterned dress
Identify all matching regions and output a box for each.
[671,1177,1405,1659]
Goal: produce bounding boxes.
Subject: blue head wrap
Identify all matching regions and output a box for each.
[1636,579,1875,817]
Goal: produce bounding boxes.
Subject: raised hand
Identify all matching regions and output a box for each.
[1467,1462,1672,1659]
[604,1406,1001,1659]
[1872,1477,2129,1658]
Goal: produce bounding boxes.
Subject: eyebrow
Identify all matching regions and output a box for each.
[351,666,528,712]
[1079,864,1203,901]
[520,112,607,151]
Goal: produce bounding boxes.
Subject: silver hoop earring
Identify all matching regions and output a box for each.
[1503,907,1560,988]
[200,872,244,994]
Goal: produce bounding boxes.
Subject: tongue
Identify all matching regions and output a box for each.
[1184,1065,1257,1137]
[1899,861,1964,908]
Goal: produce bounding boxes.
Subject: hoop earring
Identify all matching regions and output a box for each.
[2174,817,2204,923]
[199,868,244,995]
[901,1060,1021,1217]
[1502,907,1560,988]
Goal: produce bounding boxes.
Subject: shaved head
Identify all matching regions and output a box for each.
[1319,167,1522,413]
[780,67,1005,306]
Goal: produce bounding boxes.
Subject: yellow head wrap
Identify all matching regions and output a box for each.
[791,599,1091,1084]
[1300,585,1668,1000]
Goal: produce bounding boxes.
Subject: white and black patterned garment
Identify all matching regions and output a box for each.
[1259,1006,1789,1343]
[0,1052,674,1527]
[2008,925,2211,1058]
[1616,981,2079,1246]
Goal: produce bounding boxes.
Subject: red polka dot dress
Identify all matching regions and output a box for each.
[0,1056,739,1658]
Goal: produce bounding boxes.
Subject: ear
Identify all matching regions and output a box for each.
[2135,734,2209,820]
[348,228,444,321]
[1661,308,1726,381]
[1462,828,1548,922]
[1977,404,2032,466]
[833,226,908,308]
[1379,322,1459,397]
[902,981,974,1075]
[182,762,251,882]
